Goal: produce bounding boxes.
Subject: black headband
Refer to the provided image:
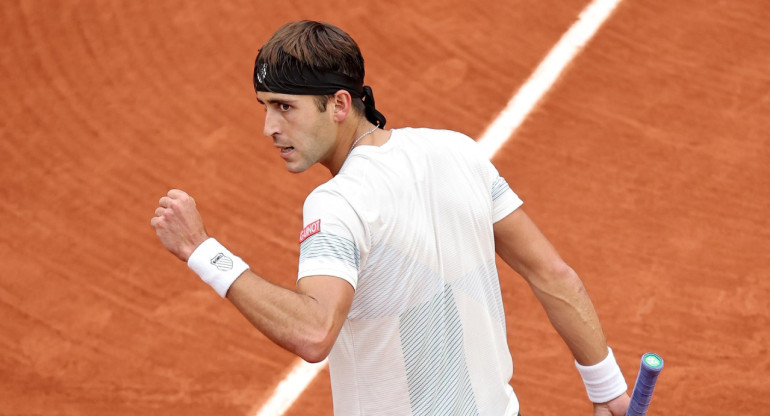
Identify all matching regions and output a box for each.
[254,61,386,128]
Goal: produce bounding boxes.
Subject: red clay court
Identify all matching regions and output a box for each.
[1,1,769,414]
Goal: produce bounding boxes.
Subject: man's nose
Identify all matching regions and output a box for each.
[263,111,280,137]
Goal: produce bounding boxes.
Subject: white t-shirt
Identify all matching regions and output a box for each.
[298,128,523,415]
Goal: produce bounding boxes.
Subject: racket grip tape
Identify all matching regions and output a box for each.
[625,353,664,416]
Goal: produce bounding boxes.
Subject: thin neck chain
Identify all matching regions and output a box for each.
[348,124,379,155]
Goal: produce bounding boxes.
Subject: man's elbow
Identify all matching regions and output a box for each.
[295,329,336,363]
[531,260,586,293]
[297,346,331,363]
[551,261,581,284]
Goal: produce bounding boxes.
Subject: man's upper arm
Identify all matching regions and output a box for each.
[493,208,568,283]
[296,275,355,344]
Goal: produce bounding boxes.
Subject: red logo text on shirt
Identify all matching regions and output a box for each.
[299,219,321,243]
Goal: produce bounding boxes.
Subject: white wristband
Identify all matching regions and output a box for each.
[575,347,628,403]
[187,238,249,298]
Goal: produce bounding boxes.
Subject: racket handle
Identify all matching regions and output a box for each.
[625,353,664,416]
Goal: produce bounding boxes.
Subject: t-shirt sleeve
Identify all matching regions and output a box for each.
[454,130,523,222]
[486,160,523,222]
[297,187,366,290]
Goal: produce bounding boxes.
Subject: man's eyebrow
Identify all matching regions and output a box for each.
[257,97,298,105]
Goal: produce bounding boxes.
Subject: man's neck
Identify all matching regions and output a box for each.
[322,117,370,176]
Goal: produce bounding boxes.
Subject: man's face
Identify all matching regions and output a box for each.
[257,92,336,173]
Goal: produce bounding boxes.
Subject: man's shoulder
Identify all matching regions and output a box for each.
[396,126,474,143]
[397,127,484,163]
[304,171,364,208]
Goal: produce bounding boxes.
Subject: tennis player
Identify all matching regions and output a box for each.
[152,20,630,415]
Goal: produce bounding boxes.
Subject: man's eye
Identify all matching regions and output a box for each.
[279,103,291,111]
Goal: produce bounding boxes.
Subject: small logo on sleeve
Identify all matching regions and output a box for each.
[211,253,233,271]
[299,219,321,243]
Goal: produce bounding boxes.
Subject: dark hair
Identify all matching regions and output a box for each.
[255,21,366,114]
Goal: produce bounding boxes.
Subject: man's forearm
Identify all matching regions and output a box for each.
[225,271,333,362]
[528,265,609,365]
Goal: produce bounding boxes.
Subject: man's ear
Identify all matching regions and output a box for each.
[331,90,353,122]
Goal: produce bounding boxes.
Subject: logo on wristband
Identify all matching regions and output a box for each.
[210,253,234,271]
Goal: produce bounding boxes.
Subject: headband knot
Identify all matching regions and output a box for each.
[362,86,386,128]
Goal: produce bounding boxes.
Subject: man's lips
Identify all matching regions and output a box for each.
[275,144,294,159]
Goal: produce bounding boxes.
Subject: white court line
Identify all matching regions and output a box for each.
[251,0,623,414]
[478,0,624,159]
[252,358,328,416]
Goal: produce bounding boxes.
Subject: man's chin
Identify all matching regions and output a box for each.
[285,162,311,174]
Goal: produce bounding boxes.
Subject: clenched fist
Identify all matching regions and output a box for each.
[151,189,209,262]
